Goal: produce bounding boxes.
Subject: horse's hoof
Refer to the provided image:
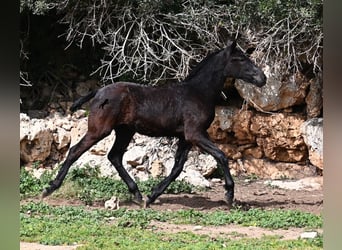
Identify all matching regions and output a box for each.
[41,188,51,199]
[224,197,234,209]
[132,197,144,207]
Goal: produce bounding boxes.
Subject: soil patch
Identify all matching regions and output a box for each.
[148,221,323,240]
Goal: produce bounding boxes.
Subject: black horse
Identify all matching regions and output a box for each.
[42,41,266,207]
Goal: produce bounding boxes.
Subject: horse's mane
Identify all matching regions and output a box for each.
[183,49,223,82]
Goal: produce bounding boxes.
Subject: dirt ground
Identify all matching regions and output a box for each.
[20,176,323,250]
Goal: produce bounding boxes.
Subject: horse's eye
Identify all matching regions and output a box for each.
[246,47,255,55]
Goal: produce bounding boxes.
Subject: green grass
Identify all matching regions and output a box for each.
[21,202,322,230]
[20,202,322,249]
[20,164,198,204]
[20,166,56,198]
[20,165,323,249]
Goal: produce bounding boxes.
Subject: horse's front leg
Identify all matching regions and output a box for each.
[189,133,234,208]
[145,138,191,207]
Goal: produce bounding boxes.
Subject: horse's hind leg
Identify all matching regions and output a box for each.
[42,129,110,198]
[107,126,143,204]
[145,138,192,207]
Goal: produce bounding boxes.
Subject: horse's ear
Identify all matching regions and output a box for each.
[224,40,237,56]
[231,40,237,49]
[226,40,237,50]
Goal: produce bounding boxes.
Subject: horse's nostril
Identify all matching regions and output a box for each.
[254,73,267,87]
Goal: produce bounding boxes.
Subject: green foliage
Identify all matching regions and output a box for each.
[20,164,197,205]
[20,202,323,249]
[60,165,129,204]
[20,167,55,198]
[207,208,322,229]
[21,201,322,230]
[20,168,41,196]
[67,165,196,205]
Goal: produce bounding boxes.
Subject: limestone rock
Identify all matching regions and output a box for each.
[230,158,316,179]
[88,131,115,156]
[232,110,255,144]
[242,147,263,159]
[20,104,321,187]
[250,113,307,162]
[265,176,323,190]
[53,127,71,150]
[305,74,323,118]
[300,232,319,239]
[185,151,218,178]
[235,72,311,112]
[150,160,165,178]
[217,144,241,160]
[123,145,147,167]
[300,118,323,169]
[104,196,120,210]
[20,116,54,163]
[69,118,88,147]
[180,168,211,188]
[207,106,237,143]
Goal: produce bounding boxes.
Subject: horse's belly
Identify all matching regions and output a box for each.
[134,118,183,137]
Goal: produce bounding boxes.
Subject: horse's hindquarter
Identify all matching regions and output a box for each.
[88,83,137,126]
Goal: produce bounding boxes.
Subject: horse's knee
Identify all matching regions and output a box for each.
[225,178,234,190]
[215,151,228,168]
[107,151,115,161]
[107,152,120,166]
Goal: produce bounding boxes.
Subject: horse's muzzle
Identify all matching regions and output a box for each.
[253,73,267,87]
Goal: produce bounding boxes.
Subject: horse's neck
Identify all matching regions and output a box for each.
[186,69,225,100]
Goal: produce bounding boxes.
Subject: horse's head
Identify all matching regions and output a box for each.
[222,40,266,87]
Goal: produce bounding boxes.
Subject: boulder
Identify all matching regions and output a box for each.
[250,113,307,163]
[207,106,237,142]
[305,74,323,118]
[235,72,311,112]
[180,168,211,188]
[53,127,71,150]
[185,151,218,177]
[20,114,54,163]
[123,145,147,167]
[300,118,323,169]
[232,110,255,144]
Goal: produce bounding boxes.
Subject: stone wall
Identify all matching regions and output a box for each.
[20,108,322,187]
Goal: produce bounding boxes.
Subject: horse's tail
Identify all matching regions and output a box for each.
[70,90,98,112]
